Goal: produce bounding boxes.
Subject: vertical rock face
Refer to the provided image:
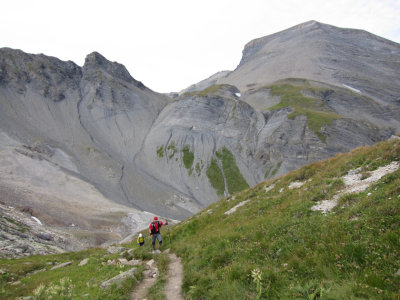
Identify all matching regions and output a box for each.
[0,20,400,228]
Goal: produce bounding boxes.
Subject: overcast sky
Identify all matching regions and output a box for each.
[2,0,400,93]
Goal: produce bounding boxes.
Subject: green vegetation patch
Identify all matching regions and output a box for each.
[195,161,204,176]
[0,247,143,299]
[182,145,194,171]
[186,84,232,97]
[168,139,400,299]
[216,147,249,194]
[156,145,164,158]
[267,83,341,143]
[206,158,225,196]
[167,141,177,159]
[265,161,282,179]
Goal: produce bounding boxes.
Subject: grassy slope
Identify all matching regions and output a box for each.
[266,82,341,143]
[1,139,399,299]
[0,247,144,299]
[169,139,400,299]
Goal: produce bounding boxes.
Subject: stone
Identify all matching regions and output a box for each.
[79,258,89,266]
[118,258,140,266]
[100,267,137,289]
[36,233,53,241]
[107,246,127,254]
[224,200,250,215]
[50,261,72,270]
[146,259,155,267]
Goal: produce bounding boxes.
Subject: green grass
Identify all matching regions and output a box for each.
[0,247,143,299]
[195,161,203,176]
[168,139,400,299]
[266,83,341,143]
[182,145,194,172]
[206,158,225,196]
[216,147,249,194]
[265,161,282,179]
[3,217,29,233]
[185,84,231,97]
[167,141,177,159]
[207,147,249,197]
[156,145,164,158]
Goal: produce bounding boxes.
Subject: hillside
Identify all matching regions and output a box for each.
[1,137,399,299]
[1,20,400,248]
[167,137,400,299]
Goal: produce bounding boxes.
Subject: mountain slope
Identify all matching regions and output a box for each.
[221,21,400,103]
[1,137,398,299]
[0,21,400,238]
[168,137,400,299]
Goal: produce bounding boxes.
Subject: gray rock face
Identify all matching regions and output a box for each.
[221,21,400,105]
[0,21,399,242]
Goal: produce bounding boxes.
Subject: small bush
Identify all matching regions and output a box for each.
[156,145,164,158]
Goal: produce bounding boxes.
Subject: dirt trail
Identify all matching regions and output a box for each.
[131,252,184,300]
[131,259,158,300]
[165,253,184,300]
[131,276,157,300]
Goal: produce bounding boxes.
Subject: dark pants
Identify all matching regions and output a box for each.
[151,233,162,248]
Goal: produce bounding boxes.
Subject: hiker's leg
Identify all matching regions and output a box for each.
[157,233,162,249]
[151,234,156,250]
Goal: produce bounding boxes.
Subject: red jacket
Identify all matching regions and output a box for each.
[149,221,164,234]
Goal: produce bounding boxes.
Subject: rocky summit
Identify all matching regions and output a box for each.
[0,21,399,251]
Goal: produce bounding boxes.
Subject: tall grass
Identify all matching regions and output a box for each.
[169,139,400,299]
[0,248,142,299]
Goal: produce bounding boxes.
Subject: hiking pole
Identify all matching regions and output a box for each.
[167,221,171,245]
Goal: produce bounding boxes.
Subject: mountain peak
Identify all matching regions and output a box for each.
[83,51,145,88]
[84,51,109,66]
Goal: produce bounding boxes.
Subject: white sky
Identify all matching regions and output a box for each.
[2,0,400,93]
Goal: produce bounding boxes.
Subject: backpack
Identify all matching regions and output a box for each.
[151,221,160,234]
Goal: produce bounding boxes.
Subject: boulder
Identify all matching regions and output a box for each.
[100,267,137,289]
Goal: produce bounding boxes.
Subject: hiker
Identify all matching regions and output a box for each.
[137,233,145,246]
[149,216,168,250]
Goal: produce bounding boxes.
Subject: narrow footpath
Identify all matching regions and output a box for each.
[165,253,184,300]
[131,252,184,300]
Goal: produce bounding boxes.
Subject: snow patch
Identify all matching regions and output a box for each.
[342,84,361,94]
[31,216,42,225]
[235,92,241,98]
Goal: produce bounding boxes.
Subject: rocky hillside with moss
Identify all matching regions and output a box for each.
[0,21,399,239]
